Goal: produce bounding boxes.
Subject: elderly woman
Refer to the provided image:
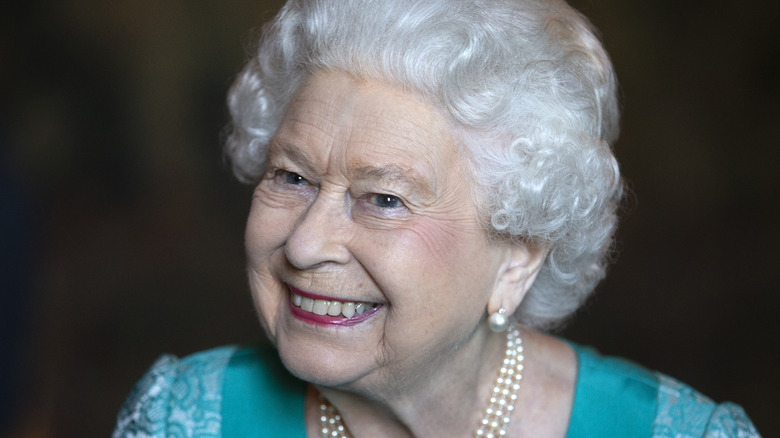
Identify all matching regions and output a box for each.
[113,0,758,436]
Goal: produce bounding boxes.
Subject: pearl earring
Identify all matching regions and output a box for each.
[488,307,510,333]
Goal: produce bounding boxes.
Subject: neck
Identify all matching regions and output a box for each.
[307,324,513,438]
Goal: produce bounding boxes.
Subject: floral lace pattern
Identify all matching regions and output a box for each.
[653,373,760,437]
[113,345,761,437]
[112,346,236,438]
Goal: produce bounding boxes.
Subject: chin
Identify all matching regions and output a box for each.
[276,334,378,388]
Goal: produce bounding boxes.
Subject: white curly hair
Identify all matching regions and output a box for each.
[225,0,624,330]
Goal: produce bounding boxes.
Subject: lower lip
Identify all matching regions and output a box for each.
[289,299,381,327]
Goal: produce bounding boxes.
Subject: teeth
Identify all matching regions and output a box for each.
[312,299,329,315]
[290,292,375,318]
[301,297,314,312]
[341,302,355,318]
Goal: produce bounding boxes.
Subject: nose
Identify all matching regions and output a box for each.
[285,191,352,269]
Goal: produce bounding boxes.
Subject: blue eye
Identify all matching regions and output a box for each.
[283,171,309,185]
[370,194,403,208]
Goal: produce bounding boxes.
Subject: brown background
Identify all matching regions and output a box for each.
[1,0,777,436]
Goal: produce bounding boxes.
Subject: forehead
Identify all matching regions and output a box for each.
[272,71,462,180]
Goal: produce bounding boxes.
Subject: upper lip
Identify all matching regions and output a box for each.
[288,285,377,303]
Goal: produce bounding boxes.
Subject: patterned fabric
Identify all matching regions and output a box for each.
[653,374,760,438]
[113,346,236,438]
[112,344,760,437]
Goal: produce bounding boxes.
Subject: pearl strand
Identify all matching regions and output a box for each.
[317,325,524,438]
[475,325,523,438]
[319,395,348,438]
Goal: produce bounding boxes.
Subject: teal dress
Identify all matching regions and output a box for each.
[112,344,759,437]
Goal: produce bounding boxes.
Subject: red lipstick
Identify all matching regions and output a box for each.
[288,286,381,327]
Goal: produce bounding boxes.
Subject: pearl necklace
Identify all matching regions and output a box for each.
[318,325,524,438]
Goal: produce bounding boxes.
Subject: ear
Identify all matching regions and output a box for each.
[487,242,549,317]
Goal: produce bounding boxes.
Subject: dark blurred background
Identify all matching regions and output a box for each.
[1,0,777,436]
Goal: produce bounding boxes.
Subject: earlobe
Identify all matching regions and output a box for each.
[487,243,549,318]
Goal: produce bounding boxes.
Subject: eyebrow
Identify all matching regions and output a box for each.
[353,164,433,197]
[267,139,317,170]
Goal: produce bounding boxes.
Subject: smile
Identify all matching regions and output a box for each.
[290,290,377,318]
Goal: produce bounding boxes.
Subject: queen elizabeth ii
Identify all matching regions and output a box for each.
[113,0,758,436]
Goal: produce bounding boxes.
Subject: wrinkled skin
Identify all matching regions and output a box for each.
[244,71,557,437]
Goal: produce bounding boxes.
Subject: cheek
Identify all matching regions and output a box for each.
[410,216,489,272]
[358,216,491,295]
[248,266,287,340]
[245,196,302,333]
[245,194,298,256]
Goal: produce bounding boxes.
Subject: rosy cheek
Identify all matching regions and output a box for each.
[358,217,469,285]
[416,216,479,259]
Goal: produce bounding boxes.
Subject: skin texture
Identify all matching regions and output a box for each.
[244,71,572,437]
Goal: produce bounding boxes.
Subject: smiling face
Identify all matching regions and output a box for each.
[245,71,514,393]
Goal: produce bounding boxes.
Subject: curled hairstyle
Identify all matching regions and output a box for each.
[226,0,624,330]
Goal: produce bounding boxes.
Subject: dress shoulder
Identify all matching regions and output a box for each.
[112,345,238,438]
[652,373,761,438]
[568,342,760,437]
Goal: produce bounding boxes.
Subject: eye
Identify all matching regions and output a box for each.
[369,194,404,209]
[280,170,309,186]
